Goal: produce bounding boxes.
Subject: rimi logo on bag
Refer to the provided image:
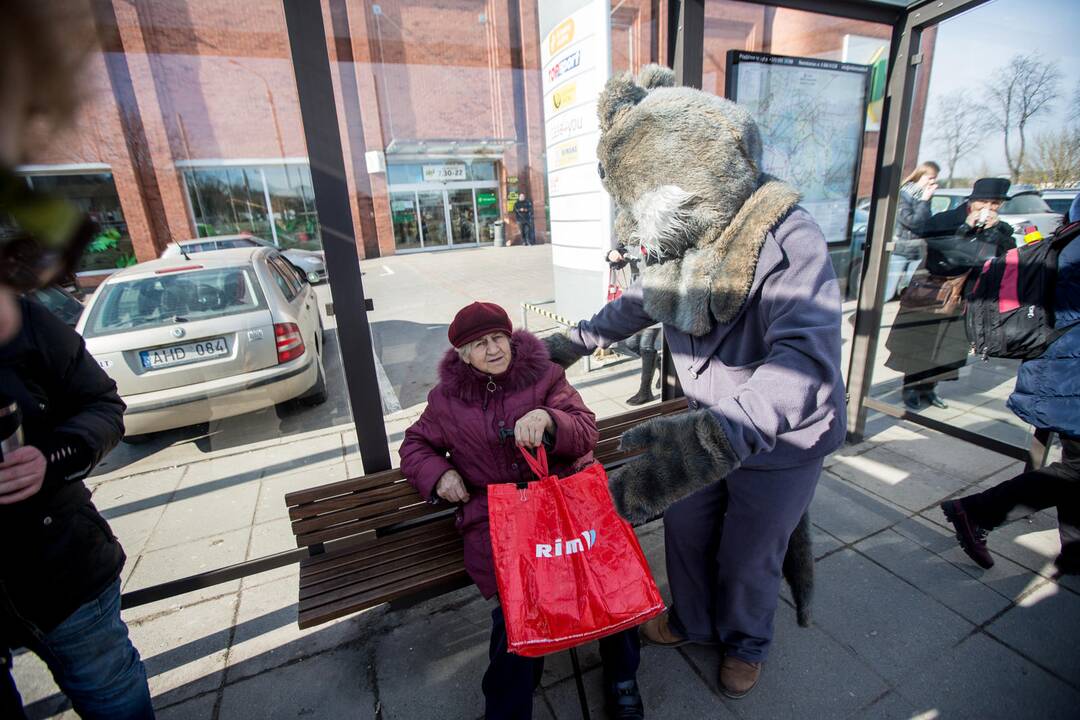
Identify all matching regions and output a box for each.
[535,530,597,558]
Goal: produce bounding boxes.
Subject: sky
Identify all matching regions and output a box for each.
[917,0,1080,181]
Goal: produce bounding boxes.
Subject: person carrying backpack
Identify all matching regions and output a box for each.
[941,206,1080,576]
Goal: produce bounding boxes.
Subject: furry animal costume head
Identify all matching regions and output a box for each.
[597,65,801,336]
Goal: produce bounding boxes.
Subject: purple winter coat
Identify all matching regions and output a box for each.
[399,330,598,598]
[571,207,846,469]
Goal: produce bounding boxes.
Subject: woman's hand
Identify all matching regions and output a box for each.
[515,409,554,448]
[435,469,470,503]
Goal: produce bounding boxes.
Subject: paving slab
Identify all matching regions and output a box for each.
[226,575,377,684]
[865,421,1016,482]
[855,529,1014,625]
[218,643,375,720]
[155,692,217,719]
[891,631,1080,719]
[253,463,349,524]
[246,517,295,561]
[809,472,909,544]
[128,592,236,708]
[849,690,931,720]
[374,594,491,720]
[90,467,186,558]
[984,581,1080,686]
[680,601,889,720]
[922,507,1065,578]
[813,549,974,685]
[828,446,973,512]
[896,513,1053,603]
[143,472,260,552]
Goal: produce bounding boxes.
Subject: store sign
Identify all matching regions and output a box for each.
[422,164,467,182]
[539,0,612,322]
[391,199,414,212]
[476,191,497,207]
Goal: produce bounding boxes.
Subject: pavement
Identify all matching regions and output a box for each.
[11,244,1079,718]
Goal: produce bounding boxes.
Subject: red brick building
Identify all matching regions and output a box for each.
[22,0,915,281]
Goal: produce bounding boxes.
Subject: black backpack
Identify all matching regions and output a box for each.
[965,220,1079,360]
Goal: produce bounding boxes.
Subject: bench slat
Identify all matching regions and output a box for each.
[298,564,469,630]
[295,504,442,547]
[301,541,465,601]
[301,522,461,584]
[299,549,466,615]
[288,481,421,521]
[285,467,406,508]
[289,484,424,528]
[301,518,458,573]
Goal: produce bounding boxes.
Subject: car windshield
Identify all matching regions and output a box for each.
[1001,193,1052,215]
[83,266,266,338]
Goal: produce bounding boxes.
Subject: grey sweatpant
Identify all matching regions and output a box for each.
[664,459,822,662]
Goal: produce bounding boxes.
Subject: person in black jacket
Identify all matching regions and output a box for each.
[885,178,1015,410]
[514,194,535,246]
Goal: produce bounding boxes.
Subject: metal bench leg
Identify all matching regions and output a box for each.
[568,646,591,720]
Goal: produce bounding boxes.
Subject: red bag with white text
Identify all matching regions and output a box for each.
[488,446,665,658]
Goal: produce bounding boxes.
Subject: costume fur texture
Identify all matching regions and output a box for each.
[598,65,815,625]
[543,332,584,369]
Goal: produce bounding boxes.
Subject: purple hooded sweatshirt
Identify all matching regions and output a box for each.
[571,207,846,470]
[399,330,598,598]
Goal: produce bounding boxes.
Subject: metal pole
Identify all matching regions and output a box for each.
[568,646,592,720]
[282,0,391,473]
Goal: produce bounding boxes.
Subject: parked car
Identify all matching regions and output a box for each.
[931,187,1063,245]
[29,284,84,327]
[77,247,326,438]
[1041,188,1079,217]
[162,234,328,284]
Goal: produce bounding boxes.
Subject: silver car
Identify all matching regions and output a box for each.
[1041,188,1078,218]
[161,235,328,284]
[77,247,326,437]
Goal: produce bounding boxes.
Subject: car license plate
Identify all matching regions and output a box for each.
[140,337,229,369]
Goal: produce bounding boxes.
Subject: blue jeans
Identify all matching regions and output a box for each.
[2,579,153,720]
[886,253,922,301]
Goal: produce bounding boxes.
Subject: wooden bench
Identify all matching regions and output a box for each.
[285,397,687,630]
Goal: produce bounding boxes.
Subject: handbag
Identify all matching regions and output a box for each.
[488,446,665,658]
[900,269,971,316]
[606,267,624,302]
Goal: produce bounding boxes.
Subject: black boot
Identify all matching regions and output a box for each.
[626,350,657,406]
[605,679,644,719]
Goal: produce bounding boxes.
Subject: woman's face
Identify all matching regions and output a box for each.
[465,332,512,375]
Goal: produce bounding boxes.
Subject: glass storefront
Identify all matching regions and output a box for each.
[386,161,499,251]
[182,162,322,251]
[17,171,135,275]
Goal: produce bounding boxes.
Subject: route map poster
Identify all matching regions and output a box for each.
[726,51,870,246]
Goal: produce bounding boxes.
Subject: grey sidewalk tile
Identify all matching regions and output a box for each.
[226,574,378,684]
[813,549,974,685]
[374,595,491,720]
[9,649,67,716]
[143,474,260,553]
[870,422,1016,482]
[811,524,844,558]
[849,690,932,720]
[681,603,889,720]
[890,632,1080,719]
[91,467,186,559]
[129,593,236,708]
[984,581,1080,686]
[897,514,1053,602]
[218,643,375,720]
[155,693,217,720]
[828,446,971,513]
[122,528,249,620]
[854,530,1013,625]
[246,517,295,560]
[809,472,909,545]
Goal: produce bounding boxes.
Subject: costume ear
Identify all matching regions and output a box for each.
[638,64,675,90]
[598,73,647,132]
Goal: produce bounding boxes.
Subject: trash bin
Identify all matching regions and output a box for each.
[493,220,506,247]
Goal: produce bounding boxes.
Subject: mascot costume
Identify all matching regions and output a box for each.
[546,65,846,698]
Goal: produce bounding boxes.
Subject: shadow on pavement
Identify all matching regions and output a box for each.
[371,320,450,410]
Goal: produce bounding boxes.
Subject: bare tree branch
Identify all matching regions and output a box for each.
[986,53,1062,182]
[930,90,988,187]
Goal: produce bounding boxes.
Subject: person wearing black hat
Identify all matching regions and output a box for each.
[886,177,1015,410]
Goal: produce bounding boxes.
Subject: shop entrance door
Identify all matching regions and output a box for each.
[389,184,497,251]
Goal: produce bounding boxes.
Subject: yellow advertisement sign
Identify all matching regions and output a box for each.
[548,18,575,56]
[551,82,577,113]
[555,140,580,169]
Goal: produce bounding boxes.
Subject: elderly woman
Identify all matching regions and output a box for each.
[399,302,644,720]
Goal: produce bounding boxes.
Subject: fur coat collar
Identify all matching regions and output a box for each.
[640,176,801,337]
[437,329,550,404]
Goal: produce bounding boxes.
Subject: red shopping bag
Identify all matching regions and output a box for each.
[488,446,665,658]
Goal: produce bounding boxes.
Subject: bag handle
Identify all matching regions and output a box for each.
[517,445,550,479]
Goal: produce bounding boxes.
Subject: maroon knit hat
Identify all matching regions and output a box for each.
[448,302,512,348]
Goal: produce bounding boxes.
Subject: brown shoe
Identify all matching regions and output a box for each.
[719,656,761,699]
[639,611,690,647]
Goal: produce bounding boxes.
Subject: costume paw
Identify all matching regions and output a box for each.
[543,333,584,369]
